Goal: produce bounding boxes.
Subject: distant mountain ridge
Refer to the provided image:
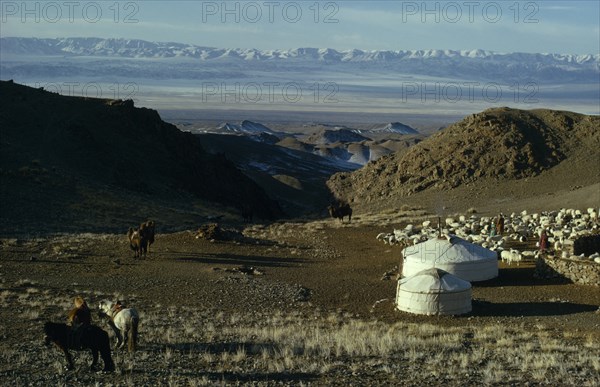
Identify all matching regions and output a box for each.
[217,120,274,134]
[2,37,597,65]
[370,123,419,135]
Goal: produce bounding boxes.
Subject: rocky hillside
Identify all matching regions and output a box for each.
[0,81,281,235]
[327,107,600,204]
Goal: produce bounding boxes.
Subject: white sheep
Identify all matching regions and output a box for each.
[386,235,398,245]
[521,250,539,259]
[376,233,388,242]
[501,249,522,266]
[554,240,563,251]
[393,229,407,239]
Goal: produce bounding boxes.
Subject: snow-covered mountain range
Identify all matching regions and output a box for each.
[2,37,598,115]
[2,37,597,65]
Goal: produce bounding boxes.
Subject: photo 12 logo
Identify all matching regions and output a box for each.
[201,81,339,104]
[401,82,539,104]
[200,1,339,23]
[1,1,140,23]
[398,1,539,23]
[31,81,139,101]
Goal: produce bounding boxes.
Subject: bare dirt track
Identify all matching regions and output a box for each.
[1,218,599,386]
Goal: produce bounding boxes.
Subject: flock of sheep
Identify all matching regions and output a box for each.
[377,208,600,265]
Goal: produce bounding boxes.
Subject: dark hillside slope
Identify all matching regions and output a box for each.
[0,81,281,235]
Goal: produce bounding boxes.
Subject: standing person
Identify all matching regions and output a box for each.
[539,230,549,253]
[496,214,505,236]
[67,296,91,348]
[489,218,496,237]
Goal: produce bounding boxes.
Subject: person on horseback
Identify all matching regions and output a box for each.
[67,296,91,349]
[113,300,123,314]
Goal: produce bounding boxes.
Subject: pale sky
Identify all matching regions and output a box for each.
[1,0,599,54]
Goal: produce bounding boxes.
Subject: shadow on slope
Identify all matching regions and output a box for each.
[0,81,282,236]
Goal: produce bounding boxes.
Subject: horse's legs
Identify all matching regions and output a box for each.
[61,347,74,370]
[119,329,128,348]
[108,320,123,348]
[90,348,99,370]
[101,348,115,372]
[99,330,115,372]
[141,241,148,258]
[116,331,123,348]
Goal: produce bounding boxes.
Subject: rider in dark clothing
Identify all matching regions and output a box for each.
[68,296,91,348]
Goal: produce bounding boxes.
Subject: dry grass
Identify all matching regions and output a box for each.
[1,282,599,386]
[243,207,431,235]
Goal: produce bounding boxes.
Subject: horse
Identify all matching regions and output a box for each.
[128,221,155,258]
[98,300,140,352]
[127,227,144,258]
[139,220,155,254]
[328,202,353,223]
[43,322,115,372]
